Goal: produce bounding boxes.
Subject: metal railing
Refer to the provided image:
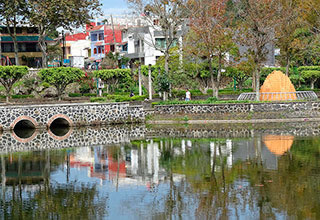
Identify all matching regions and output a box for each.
[237,91,318,101]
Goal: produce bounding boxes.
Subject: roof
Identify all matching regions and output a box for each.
[0,36,54,42]
[65,33,87,41]
[88,25,104,32]
[95,41,103,46]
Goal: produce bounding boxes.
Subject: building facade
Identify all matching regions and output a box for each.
[0,26,53,67]
[88,23,123,62]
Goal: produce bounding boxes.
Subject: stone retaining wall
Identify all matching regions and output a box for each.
[0,102,145,130]
[154,101,320,119]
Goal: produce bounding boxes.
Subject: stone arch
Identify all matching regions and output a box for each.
[47,114,73,141]
[11,129,38,143]
[47,114,73,128]
[48,126,73,141]
[10,116,38,130]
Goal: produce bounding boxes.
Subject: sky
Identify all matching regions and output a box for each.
[100,0,130,15]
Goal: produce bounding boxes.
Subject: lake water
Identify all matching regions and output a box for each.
[0,123,319,219]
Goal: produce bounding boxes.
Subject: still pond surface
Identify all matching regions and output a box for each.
[0,124,319,219]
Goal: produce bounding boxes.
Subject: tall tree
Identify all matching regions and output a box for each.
[127,0,189,76]
[185,0,235,98]
[276,0,301,76]
[0,0,27,65]
[27,0,101,68]
[234,0,280,100]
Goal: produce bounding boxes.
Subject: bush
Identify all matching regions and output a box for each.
[69,93,82,97]
[93,69,134,92]
[83,93,96,97]
[11,94,34,99]
[0,66,29,102]
[90,97,106,102]
[39,67,84,101]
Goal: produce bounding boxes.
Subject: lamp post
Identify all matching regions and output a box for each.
[0,27,2,66]
[61,30,65,67]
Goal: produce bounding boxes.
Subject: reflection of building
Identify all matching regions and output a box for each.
[69,147,108,180]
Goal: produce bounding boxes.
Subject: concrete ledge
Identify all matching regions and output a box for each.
[147,118,320,124]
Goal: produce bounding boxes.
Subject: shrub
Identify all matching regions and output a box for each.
[0,66,29,102]
[93,69,134,92]
[298,66,320,89]
[69,93,82,97]
[90,97,106,102]
[39,67,84,101]
[11,94,34,99]
[83,93,96,97]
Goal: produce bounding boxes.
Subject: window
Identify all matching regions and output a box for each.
[27,27,38,34]
[122,43,128,52]
[155,38,165,49]
[94,48,97,54]
[98,33,104,41]
[110,45,115,52]
[0,27,22,34]
[91,34,97,41]
[155,38,178,49]
[2,43,14,52]
[98,46,101,54]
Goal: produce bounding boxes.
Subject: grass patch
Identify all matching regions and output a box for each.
[90,97,106,102]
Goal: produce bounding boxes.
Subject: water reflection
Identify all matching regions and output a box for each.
[0,127,319,219]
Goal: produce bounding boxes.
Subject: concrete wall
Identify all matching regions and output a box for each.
[0,102,145,130]
[154,102,320,120]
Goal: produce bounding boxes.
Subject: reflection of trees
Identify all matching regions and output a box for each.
[159,138,320,219]
[0,182,106,219]
[0,149,107,219]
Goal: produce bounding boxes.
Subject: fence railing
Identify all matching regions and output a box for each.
[237,91,318,101]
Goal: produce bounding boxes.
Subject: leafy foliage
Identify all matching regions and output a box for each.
[298,66,320,88]
[93,69,133,93]
[154,72,171,93]
[0,66,29,102]
[39,67,84,100]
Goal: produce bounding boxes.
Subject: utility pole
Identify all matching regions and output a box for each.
[148,64,152,100]
[110,15,118,53]
[0,27,2,66]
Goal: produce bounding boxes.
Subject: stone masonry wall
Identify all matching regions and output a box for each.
[154,101,320,120]
[0,102,145,130]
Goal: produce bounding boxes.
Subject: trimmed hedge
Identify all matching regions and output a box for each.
[90,97,106,102]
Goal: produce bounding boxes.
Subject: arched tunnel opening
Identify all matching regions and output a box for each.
[49,118,71,137]
[13,120,36,139]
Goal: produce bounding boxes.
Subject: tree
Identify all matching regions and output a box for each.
[27,0,101,68]
[298,66,320,89]
[225,60,253,90]
[186,0,236,98]
[39,67,84,101]
[0,0,27,65]
[0,66,28,103]
[127,0,189,76]
[93,69,133,93]
[234,0,281,100]
[276,0,302,76]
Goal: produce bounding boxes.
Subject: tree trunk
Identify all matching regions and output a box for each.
[13,37,19,65]
[286,55,290,76]
[38,29,48,68]
[148,64,152,100]
[209,58,218,98]
[6,19,19,65]
[255,68,260,101]
[252,72,256,92]
[311,79,316,90]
